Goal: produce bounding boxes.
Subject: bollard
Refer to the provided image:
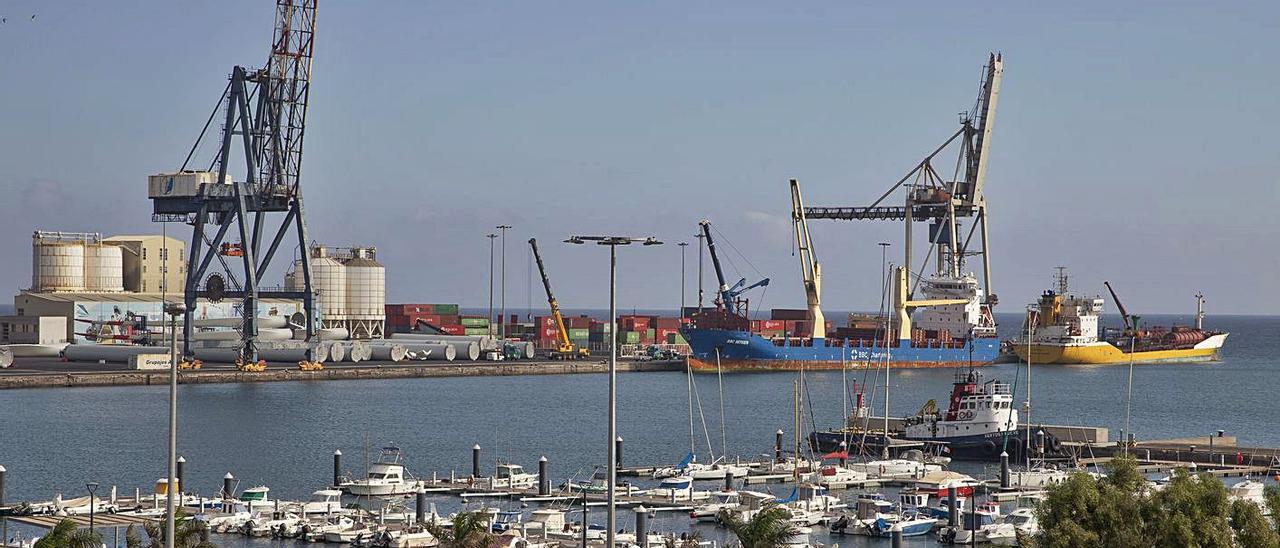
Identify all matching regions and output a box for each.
[947,486,958,527]
[580,497,589,548]
[538,456,550,496]
[891,526,903,548]
[839,441,848,466]
[222,473,235,499]
[1000,452,1010,489]
[635,505,650,548]
[1,464,7,545]
[616,437,624,468]
[333,450,343,487]
[176,457,186,495]
[724,470,734,492]
[775,430,784,462]
[472,444,482,478]
[415,489,427,524]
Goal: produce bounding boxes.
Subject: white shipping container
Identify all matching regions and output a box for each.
[147,171,228,198]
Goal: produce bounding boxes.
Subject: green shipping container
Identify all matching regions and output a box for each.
[646,329,656,339]
[433,304,460,315]
[666,332,687,345]
[461,317,490,327]
[623,331,640,344]
[568,328,590,340]
[463,327,489,336]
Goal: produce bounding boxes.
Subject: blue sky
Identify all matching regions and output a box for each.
[1,1,1276,315]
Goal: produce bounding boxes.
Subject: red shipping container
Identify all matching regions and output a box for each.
[655,328,679,342]
[761,320,785,331]
[440,324,466,335]
[655,317,681,329]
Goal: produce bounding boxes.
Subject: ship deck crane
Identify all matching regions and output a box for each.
[788,180,825,340]
[529,238,589,359]
[1104,281,1139,336]
[698,220,769,317]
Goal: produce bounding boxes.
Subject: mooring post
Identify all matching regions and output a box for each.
[1,464,7,546]
[538,456,550,496]
[635,505,649,548]
[891,525,903,548]
[947,486,958,527]
[415,489,426,524]
[724,470,734,492]
[615,437,624,468]
[1000,452,1010,489]
[222,473,235,499]
[472,444,482,478]
[839,441,848,466]
[775,429,784,463]
[333,449,343,487]
[176,457,186,495]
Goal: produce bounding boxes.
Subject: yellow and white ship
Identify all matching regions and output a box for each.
[1011,269,1227,365]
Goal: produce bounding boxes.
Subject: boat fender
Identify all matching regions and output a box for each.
[983,440,998,456]
[1049,437,1062,453]
[107,507,116,514]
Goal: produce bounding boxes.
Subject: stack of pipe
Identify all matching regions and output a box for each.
[350,341,371,362]
[291,328,350,340]
[192,316,289,329]
[367,344,408,362]
[327,341,347,362]
[194,347,324,364]
[388,334,482,361]
[192,328,293,342]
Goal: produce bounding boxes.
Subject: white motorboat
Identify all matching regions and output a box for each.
[207,511,253,534]
[814,464,868,489]
[302,515,355,542]
[326,521,383,544]
[687,460,750,481]
[243,511,302,537]
[688,490,775,522]
[488,463,539,490]
[647,475,711,502]
[301,489,346,515]
[844,458,938,479]
[1007,467,1069,488]
[339,446,425,497]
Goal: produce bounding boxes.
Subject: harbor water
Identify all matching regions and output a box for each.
[1,314,1275,546]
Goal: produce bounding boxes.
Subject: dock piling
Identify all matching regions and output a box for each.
[472,444,481,478]
[1000,452,1009,488]
[775,430,784,462]
[616,437,624,467]
[635,505,649,548]
[1,464,7,545]
[891,526,903,548]
[838,441,848,466]
[947,486,957,527]
[222,473,234,499]
[176,456,186,494]
[415,489,426,524]
[724,471,734,492]
[333,449,343,487]
[538,456,549,496]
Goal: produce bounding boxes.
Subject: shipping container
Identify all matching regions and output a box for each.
[464,327,489,336]
[771,308,809,321]
[440,324,466,336]
[432,304,460,315]
[622,331,640,344]
[461,317,490,328]
[655,317,682,329]
[568,328,590,340]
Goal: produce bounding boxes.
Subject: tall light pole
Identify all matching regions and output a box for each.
[164,303,185,548]
[677,242,688,318]
[565,235,663,548]
[497,225,512,339]
[85,481,99,533]
[487,233,498,334]
[695,232,706,311]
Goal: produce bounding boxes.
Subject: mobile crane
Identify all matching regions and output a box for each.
[529,238,590,359]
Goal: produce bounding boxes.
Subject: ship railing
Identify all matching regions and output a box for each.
[985,382,1012,395]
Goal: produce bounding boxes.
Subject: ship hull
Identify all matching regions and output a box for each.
[682,328,1000,371]
[1012,333,1228,365]
[810,429,1051,461]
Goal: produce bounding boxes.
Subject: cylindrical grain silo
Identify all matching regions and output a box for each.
[343,248,385,338]
[83,244,125,292]
[32,235,86,292]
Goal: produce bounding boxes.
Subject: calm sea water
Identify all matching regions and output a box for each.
[1,314,1274,546]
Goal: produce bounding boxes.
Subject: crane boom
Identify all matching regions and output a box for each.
[699,220,732,311]
[1103,281,1133,334]
[790,179,826,339]
[529,238,586,358]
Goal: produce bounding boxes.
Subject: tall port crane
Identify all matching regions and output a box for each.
[698,220,769,317]
[529,238,589,360]
[151,0,319,361]
[788,180,825,340]
[804,54,1003,305]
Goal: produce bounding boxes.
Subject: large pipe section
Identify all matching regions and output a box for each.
[192,328,293,342]
[1,343,67,357]
[0,347,13,368]
[192,316,289,329]
[63,344,167,363]
[328,341,347,362]
[388,334,482,360]
[350,341,371,362]
[399,343,456,361]
[194,347,325,364]
[368,344,408,362]
[292,328,350,340]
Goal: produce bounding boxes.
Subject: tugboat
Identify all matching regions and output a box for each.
[811,371,1063,461]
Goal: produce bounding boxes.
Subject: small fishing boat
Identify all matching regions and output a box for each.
[301,489,346,515]
[339,446,426,497]
[489,463,539,490]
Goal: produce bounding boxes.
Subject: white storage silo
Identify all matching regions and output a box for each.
[32,237,86,292]
[343,248,385,338]
[287,247,347,325]
[83,244,125,292]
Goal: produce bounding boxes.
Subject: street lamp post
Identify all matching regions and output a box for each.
[164,303,185,548]
[86,481,99,532]
[497,225,512,339]
[677,242,688,318]
[565,235,662,548]
[487,233,498,334]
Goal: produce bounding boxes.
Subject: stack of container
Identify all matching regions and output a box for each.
[460,316,490,336]
[385,303,463,334]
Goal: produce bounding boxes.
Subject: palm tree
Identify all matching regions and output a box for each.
[718,504,799,548]
[125,510,216,548]
[32,519,101,548]
[424,511,496,548]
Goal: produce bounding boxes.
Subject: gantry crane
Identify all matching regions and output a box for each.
[698,220,769,317]
[529,238,589,359]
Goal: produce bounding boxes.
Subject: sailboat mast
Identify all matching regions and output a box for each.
[793,379,801,483]
[686,361,696,456]
[883,310,892,460]
[1025,310,1033,471]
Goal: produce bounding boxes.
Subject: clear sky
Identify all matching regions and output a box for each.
[1,1,1277,316]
